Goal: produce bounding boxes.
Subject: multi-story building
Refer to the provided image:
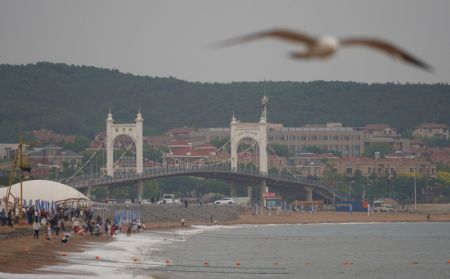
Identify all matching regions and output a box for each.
[269,123,364,157]
[191,128,230,146]
[332,157,437,178]
[27,144,83,178]
[287,153,338,178]
[0,143,17,161]
[165,127,194,141]
[364,124,398,138]
[162,140,221,166]
[191,123,365,157]
[361,123,416,154]
[413,123,449,140]
[28,144,83,168]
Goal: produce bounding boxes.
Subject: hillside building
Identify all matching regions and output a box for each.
[332,157,437,179]
[191,122,365,157]
[413,123,449,139]
[27,144,83,178]
[364,124,398,138]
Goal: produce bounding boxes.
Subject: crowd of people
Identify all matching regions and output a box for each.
[0,208,16,227]
[0,203,134,242]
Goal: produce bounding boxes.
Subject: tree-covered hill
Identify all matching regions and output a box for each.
[0,62,449,142]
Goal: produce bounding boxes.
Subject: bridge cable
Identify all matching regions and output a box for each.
[62,141,105,182]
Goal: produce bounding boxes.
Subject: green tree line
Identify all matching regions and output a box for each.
[1,62,449,142]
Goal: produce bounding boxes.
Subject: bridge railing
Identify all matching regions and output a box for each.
[65,164,339,196]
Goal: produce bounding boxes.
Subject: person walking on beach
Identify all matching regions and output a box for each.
[60,218,65,233]
[127,223,132,236]
[27,207,33,226]
[46,223,52,240]
[181,217,185,226]
[33,221,40,239]
[7,209,13,227]
[0,208,5,226]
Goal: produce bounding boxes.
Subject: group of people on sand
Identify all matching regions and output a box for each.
[23,205,121,242]
[1,202,146,242]
[0,208,16,227]
[28,206,67,241]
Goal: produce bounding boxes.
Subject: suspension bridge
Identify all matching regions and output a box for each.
[60,98,343,204]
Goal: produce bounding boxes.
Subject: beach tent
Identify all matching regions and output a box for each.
[0,180,88,205]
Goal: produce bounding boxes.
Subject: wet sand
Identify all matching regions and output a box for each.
[0,229,111,274]
[1,210,449,274]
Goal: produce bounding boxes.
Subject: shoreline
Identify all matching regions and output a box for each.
[1,211,449,274]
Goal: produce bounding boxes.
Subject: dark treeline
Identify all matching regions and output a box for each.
[1,62,449,142]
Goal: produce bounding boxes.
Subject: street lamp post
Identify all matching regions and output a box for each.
[362,182,366,201]
[333,179,336,206]
[413,166,417,210]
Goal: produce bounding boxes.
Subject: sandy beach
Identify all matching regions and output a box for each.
[1,210,449,274]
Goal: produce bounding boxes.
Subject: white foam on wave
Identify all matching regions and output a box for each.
[46,232,170,278]
[0,225,234,279]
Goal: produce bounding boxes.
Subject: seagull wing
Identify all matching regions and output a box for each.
[215,29,316,48]
[340,38,432,71]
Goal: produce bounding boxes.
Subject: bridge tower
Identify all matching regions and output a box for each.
[230,96,269,205]
[106,110,144,201]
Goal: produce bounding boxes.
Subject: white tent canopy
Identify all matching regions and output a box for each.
[0,180,88,204]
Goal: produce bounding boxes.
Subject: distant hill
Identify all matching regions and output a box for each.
[0,62,449,142]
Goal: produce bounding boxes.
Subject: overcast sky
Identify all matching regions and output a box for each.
[1,0,449,83]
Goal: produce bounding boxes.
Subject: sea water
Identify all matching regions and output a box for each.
[1,222,449,278]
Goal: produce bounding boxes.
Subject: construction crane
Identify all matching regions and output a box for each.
[3,136,32,219]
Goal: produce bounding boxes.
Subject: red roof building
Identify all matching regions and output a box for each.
[31,129,77,143]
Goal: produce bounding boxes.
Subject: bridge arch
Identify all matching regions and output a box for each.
[106,110,143,176]
[230,116,268,174]
[230,96,269,204]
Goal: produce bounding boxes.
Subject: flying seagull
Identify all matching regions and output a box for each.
[216,28,432,71]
